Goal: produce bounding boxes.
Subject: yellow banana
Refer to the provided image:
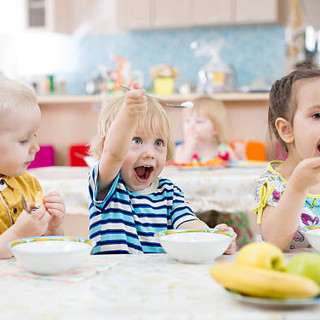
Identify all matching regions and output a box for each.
[210,263,320,299]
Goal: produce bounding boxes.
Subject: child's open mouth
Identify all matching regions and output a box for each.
[134,165,154,183]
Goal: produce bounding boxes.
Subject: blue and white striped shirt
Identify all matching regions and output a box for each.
[89,164,198,254]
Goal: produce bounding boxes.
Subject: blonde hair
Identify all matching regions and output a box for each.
[184,96,228,143]
[0,75,38,118]
[90,96,175,161]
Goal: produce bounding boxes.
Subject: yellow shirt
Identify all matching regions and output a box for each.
[0,173,42,234]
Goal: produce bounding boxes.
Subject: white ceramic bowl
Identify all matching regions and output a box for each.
[8,236,95,275]
[301,226,320,253]
[155,228,236,264]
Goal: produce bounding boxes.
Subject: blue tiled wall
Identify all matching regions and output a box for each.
[17,24,285,94]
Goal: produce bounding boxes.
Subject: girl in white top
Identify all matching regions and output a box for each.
[174,96,236,163]
[253,68,320,250]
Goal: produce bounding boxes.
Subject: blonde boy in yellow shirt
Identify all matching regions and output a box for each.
[0,75,65,258]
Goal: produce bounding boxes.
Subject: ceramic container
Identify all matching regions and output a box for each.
[9,236,95,275]
[155,228,236,264]
[301,226,320,253]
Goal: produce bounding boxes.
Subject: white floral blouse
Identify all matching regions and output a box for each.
[253,161,320,250]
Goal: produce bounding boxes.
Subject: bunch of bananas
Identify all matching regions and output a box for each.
[210,242,320,299]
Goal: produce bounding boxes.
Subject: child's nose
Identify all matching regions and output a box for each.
[142,145,155,158]
[30,141,40,154]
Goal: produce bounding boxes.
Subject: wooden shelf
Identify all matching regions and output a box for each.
[38,92,269,104]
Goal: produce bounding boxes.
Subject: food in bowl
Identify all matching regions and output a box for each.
[300,226,320,253]
[8,236,95,275]
[155,228,236,264]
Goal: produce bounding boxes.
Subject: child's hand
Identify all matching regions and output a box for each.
[43,191,65,235]
[124,82,147,116]
[12,205,50,238]
[290,157,320,194]
[215,223,237,254]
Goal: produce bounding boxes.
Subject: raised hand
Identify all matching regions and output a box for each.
[124,82,147,116]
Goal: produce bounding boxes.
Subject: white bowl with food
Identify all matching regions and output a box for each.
[8,236,95,275]
[155,228,236,264]
[300,226,320,253]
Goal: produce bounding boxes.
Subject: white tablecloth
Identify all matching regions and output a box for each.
[0,251,318,320]
[162,165,265,212]
[28,165,265,215]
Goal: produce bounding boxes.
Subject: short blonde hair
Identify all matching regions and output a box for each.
[184,96,228,143]
[0,75,38,118]
[90,96,175,162]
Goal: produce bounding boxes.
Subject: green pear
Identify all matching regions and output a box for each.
[286,252,320,285]
[235,242,285,270]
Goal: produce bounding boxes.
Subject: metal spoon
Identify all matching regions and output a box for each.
[118,85,193,108]
[21,195,31,214]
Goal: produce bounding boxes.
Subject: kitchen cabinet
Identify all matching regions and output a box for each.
[122,0,279,30]
[191,0,278,27]
[192,0,233,26]
[0,0,73,34]
[117,0,193,30]
[117,0,152,30]
[234,0,278,24]
[20,0,280,35]
[153,0,192,28]
[25,0,74,33]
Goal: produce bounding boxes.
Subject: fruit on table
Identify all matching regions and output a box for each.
[286,252,320,285]
[235,242,284,270]
[210,262,320,299]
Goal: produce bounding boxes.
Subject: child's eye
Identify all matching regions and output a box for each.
[19,139,29,144]
[155,139,164,147]
[312,113,320,119]
[132,137,142,145]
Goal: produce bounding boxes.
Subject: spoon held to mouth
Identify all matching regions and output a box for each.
[118,84,193,109]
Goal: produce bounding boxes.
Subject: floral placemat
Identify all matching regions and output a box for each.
[0,259,119,283]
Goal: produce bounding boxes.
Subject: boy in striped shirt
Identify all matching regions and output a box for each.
[89,82,236,254]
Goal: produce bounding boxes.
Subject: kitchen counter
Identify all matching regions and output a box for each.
[37,93,270,166]
[38,92,269,104]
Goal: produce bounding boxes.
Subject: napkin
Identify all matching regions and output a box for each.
[0,259,118,283]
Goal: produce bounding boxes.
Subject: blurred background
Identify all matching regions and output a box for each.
[0,0,319,96]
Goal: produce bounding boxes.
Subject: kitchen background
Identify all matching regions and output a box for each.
[2,25,284,94]
[1,0,319,95]
[0,0,319,166]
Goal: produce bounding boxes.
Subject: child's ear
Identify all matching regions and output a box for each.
[275,117,294,143]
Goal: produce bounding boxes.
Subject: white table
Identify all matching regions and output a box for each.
[28,165,265,215]
[162,165,265,213]
[0,252,318,320]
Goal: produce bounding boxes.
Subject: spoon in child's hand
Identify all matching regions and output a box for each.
[118,84,194,108]
[21,195,31,214]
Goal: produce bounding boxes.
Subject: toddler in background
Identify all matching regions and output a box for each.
[88,82,236,254]
[253,68,320,250]
[0,75,65,259]
[174,96,236,163]
[175,96,252,247]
